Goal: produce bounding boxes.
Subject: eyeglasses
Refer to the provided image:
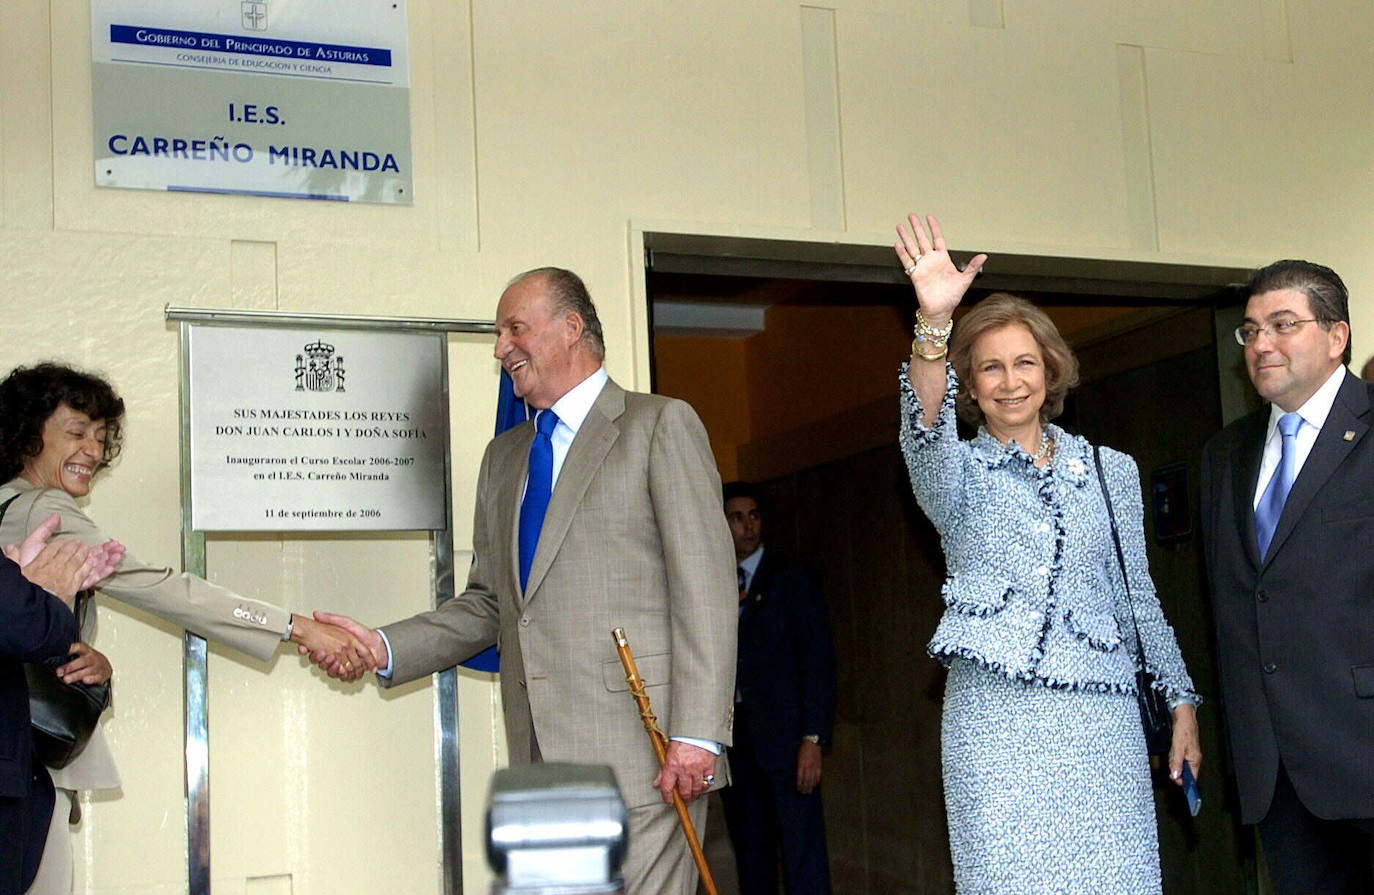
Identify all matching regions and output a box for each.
[1234,318,1321,346]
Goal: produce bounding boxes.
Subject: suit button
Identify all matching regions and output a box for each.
[1256,590,1268,603]
[520,616,530,627]
[1263,662,1277,674]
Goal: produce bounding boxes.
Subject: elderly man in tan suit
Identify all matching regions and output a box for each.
[318,267,737,893]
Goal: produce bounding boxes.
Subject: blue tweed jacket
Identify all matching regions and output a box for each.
[899,364,1198,703]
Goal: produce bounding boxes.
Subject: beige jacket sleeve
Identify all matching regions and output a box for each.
[379,442,501,685]
[1,484,289,661]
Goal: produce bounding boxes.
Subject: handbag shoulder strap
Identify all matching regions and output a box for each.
[1092,445,1150,665]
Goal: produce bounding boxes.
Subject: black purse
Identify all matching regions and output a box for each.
[1092,447,1173,757]
[1,495,113,768]
[24,593,111,768]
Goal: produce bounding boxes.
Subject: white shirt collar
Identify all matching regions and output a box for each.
[739,545,764,577]
[1267,364,1346,436]
[548,367,609,435]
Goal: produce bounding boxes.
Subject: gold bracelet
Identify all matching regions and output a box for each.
[911,337,948,361]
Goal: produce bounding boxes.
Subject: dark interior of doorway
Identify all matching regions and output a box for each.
[647,234,1264,895]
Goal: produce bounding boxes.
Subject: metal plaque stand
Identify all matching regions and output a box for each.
[167,306,494,895]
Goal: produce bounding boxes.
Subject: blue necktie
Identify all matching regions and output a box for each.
[518,410,559,592]
[1256,412,1302,559]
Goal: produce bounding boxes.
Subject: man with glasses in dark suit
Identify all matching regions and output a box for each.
[1201,260,1374,894]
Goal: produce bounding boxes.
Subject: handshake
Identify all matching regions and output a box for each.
[289,611,385,683]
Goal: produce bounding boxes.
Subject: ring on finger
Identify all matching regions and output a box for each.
[903,263,918,276]
[702,774,716,787]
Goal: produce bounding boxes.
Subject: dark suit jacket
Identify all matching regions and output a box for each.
[734,549,836,771]
[1200,370,1374,823]
[0,555,78,797]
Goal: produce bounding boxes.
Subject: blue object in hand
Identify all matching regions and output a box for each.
[1182,760,1201,817]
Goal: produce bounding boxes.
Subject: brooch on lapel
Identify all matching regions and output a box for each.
[1066,458,1085,476]
[1345,430,1356,441]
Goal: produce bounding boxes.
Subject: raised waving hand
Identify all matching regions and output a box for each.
[894,213,987,323]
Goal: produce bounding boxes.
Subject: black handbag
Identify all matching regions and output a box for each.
[1,494,112,768]
[23,593,111,769]
[1092,447,1173,757]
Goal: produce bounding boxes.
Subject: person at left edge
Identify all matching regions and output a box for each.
[315,267,739,894]
[2,516,122,895]
[0,363,375,895]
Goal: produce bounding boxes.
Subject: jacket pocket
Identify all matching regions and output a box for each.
[1353,664,1374,698]
[1062,608,1124,652]
[941,574,1012,618]
[603,651,671,692]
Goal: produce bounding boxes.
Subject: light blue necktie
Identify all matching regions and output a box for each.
[518,410,559,592]
[1255,412,1302,559]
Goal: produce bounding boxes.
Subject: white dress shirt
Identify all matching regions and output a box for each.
[544,366,609,488]
[1252,365,1347,509]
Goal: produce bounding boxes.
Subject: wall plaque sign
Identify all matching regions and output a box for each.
[188,325,446,531]
[92,0,412,203]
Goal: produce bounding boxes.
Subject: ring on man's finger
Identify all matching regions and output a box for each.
[702,774,716,786]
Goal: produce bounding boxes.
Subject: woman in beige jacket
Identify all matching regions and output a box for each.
[0,362,370,895]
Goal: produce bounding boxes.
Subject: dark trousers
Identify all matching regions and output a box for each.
[720,725,831,895]
[0,758,54,895]
[1258,764,1374,895]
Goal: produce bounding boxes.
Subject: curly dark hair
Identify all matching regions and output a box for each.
[0,363,126,483]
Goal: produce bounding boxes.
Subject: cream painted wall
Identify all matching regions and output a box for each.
[4,1,1374,893]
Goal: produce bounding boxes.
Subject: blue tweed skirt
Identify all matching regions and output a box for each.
[941,659,1162,894]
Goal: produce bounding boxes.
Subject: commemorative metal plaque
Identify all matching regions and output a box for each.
[188,325,446,531]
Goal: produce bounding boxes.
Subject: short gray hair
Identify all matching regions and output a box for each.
[509,267,606,360]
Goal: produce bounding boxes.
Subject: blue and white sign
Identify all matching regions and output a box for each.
[92,1,412,204]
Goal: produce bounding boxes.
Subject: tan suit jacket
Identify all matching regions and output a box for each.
[0,479,290,791]
[381,379,737,808]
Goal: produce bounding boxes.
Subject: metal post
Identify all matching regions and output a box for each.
[178,321,212,895]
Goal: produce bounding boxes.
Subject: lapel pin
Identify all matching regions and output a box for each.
[1344,430,1356,441]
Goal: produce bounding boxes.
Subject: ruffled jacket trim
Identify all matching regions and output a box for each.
[898,363,1201,705]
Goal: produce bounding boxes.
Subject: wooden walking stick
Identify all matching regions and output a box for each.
[611,627,719,895]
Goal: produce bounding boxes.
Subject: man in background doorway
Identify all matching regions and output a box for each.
[1200,260,1374,894]
[720,482,836,895]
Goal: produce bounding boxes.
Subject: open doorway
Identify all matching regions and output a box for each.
[646,232,1259,894]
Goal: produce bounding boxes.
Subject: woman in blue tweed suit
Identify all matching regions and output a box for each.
[894,214,1202,893]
